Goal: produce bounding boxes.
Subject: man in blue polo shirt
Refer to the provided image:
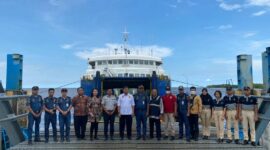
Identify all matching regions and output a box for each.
[27,86,43,145]
[57,88,72,142]
[134,85,149,140]
[239,86,258,146]
[44,88,58,143]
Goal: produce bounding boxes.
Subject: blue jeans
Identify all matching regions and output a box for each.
[59,113,71,140]
[135,110,147,137]
[103,112,115,138]
[44,113,57,140]
[178,111,190,139]
[28,113,41,141]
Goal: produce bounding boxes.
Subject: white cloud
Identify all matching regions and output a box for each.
[248,0,270,7]
[61,43,78,49]
[243,32,257,38]
[218,24,233,30]
[75,43,173,60]
[252,10,267,16]
[218,1,242,11]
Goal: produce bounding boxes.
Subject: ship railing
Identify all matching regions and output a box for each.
[0,95,29,149]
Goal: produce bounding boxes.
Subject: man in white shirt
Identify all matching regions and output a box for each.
[118,86,135,140]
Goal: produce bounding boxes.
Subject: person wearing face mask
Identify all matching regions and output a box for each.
[188,86,202,141]
[162,86,177,141]
[200,88,213,140]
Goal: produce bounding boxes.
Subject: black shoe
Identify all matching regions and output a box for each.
[157,138,161,141]
[45,140,49,143]
[178,136,183,139]
[136,136,141,140]
[110,136,114,140]
[186,139,191,142]
[202,136,206,140]
[66,138,70,142]
[28,141,33,145]
[94,137,99,140]
[226,139,232,143]
[217,139,220,143]
[128,137,132,140]
[205,136,209,140]
[170,136,175,141]
[104,137,108,141]
[235,139,239,144]
[120,137,124,141]
[163,136,169,140]
[220,139,224,143]
[90,137,93,141]
[194,138,198,141]
[150,136,154,139]
[243,140,248,145]
[251,142,256,146]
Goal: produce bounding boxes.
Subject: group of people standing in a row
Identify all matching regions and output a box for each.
[26,85,258,147]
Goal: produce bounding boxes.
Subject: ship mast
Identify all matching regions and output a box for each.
[122,28,130,76]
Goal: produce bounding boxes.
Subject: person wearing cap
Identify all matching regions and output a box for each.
[72,87,89,140]
[102,88,118,141]
[134,85,149,140]
[162,86,177,141]
[43,88,58,143]
[27,86,43,145]
[57,88,72,142]
[148,88,163,141]
[223,86,240,144]
[200,88,213,140]
[212,90,225,143]
[176,86,190,142]
[188,86,202,141]
[239,86,258,146]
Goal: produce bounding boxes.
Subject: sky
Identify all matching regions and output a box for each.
[0,0,270,88]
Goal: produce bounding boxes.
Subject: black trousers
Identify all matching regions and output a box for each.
[103,112,115,138]
[149,118,161,138]
[90,121,99,138]
[74,115,88,139]
[119,115,132,138]
[189,114,199,139]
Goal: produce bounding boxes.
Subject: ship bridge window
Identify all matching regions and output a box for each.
[108,60,112,64]
[129,60,134,64]
[123,60,127,64]
[149,61,154,65]
[118,60,123,64]
[144,60,149,65]
[134,60,138,64]
[139,60,144,64]
[113,60,117,64]
[129,74,134,77]
[118,74,123,77]
[97,61,102,65]
[135,74,140,77]
[102,60,107,65]
[141,74,145,77]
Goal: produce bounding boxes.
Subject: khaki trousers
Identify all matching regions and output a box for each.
[214,110,224,139]
[226,110,239,140]
[201,108,211,136]
[242,110,255,142]
[164,113,175,136]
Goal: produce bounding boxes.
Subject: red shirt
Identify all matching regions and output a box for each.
[162,94,177,113]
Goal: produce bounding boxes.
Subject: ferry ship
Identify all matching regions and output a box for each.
[81,31,170,96]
